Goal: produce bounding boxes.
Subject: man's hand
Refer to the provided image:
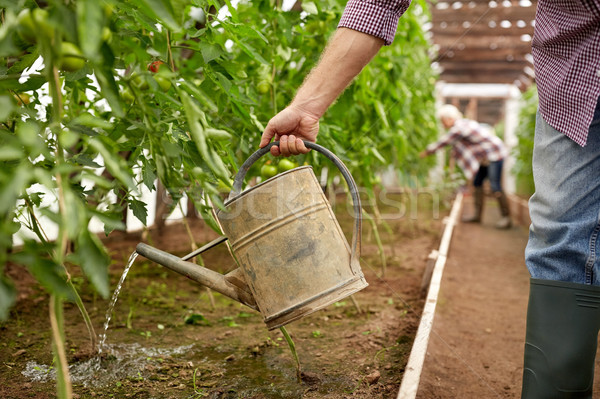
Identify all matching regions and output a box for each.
[259,105,320,156]
[259,28,384,157]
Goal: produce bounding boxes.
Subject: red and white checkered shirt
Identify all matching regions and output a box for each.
[533,1,600,146]
[340,0,600,146]
[425,119,508,180]
[338,0,411,45]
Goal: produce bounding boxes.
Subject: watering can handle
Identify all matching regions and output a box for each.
[228,141,362,262]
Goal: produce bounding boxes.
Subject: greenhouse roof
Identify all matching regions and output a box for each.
[428,0,537,91]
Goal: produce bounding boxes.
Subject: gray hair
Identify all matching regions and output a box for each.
[436,104,463,120]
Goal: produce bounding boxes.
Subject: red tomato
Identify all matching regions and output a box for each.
[148,61,166,73]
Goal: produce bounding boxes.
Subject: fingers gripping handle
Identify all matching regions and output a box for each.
[228,141,362,263]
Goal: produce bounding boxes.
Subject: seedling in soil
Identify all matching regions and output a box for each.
[219,316,240,327]
[280,326,301,382]
[126,307,134,329]
[192,368,209,397]
[184,313,211,326]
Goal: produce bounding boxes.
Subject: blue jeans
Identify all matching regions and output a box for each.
[525,99,600,285]
[473,160,504,193]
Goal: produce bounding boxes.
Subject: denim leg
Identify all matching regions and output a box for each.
[487,159,504,193]
[525,105,600,285]
[473,165,487,188]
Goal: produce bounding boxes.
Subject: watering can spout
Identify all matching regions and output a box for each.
[135,243,257,310]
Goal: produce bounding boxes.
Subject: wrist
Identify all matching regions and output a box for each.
[288,97,327,120]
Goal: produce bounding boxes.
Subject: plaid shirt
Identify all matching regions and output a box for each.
[341,0,600,146]
[338,0,411,45]
[425,119,508,180]
[533,1,600,146]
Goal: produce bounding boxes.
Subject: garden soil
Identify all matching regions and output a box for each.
[0,191,447,399]
[4,192,597,398]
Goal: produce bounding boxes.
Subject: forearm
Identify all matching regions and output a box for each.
[289,28,384,118]
[425,131,461,154]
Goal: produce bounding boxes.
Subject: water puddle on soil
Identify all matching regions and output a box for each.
[98,251,138,354]
[19,249,357,395]
[21,342,355,396]
[21,250,199,388]
[22,343,194,387]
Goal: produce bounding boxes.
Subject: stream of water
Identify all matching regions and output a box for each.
[97,251,138,354]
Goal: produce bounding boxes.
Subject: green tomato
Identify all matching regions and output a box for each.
[59,42,85,72]
[132,74,149,90]
[277,158,297,172]
[32,9,53,40]
[121,88,135,103]
[154,75,172,91]
[260,164,278,179]
[16,9,36,43]
[102,26,112,42]
[257,80,270,94]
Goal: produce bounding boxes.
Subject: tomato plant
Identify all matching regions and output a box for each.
[0,0,438,396]
[512,84,537,196]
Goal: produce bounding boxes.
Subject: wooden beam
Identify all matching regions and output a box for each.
[430,24,534,37]
[431,5,537,24]
[429,0,537,5]
[433,34,530,48]
[438,60,532,71]
[434,46,532,62]
[439,71,531,84]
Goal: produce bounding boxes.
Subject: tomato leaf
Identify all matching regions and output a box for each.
[71,230,110,298]
[137,0,181,32]
[129,198,148,225]
[77,0,104,61]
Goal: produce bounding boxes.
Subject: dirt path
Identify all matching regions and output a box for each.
[416,194,600,398]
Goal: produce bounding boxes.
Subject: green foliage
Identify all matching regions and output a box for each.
[512,85,538,197]
[321,1,439,190]
[0,0,438,323]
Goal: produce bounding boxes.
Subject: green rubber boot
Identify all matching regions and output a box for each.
[521,278,600,398]
[462,187,483,223]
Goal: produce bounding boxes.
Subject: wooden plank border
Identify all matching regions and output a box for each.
[396,191,464,399]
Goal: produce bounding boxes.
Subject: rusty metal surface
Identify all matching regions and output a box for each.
[218,166,367,329]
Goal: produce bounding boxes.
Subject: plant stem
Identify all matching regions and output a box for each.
[49,295,73,399]
[166,30,175,71]
[280,326,301,382]
[349,295,362,314]
[362,208,387,278]
[70,281,98,349]
[25,200,98,350]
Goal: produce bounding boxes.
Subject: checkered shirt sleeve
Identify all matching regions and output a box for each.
[425,129,464,155]
[338,0,412,45]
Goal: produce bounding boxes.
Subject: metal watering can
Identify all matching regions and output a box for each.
[136,141,367,330]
